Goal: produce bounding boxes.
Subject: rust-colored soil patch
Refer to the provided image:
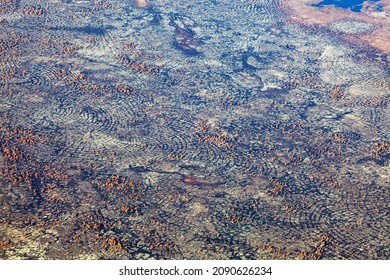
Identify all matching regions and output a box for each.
[284,0,390,53]
[133,0,150,8]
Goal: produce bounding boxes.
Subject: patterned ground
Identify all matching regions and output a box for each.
[0,0,389,259]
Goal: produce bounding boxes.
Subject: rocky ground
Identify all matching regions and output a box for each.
[0,0,388,259]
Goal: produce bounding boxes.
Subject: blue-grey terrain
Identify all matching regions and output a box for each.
[0,0,388,259]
